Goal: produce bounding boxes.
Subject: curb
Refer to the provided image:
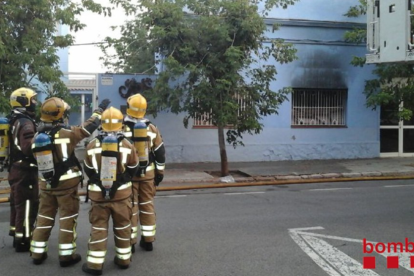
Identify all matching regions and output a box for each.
[156,174,414,191]
[1,173,414,203]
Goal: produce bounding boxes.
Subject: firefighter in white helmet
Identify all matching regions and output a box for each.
[123,93,166,252]
[7,87,38,252]
[30,97,110,266]
[82,107,139,275]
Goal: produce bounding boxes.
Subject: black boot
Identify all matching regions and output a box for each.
[82,263,102,275]
[33,253,48,265]
[139,237,153,251]
[131,244,135,254]
[60,253,81,267]
[114,256,129,269]
[15,238,30,252]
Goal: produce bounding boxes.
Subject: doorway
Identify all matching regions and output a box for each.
[380,102,414,156]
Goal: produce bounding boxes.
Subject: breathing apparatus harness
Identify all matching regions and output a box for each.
[85,132,132,202]
[32,123,83,189]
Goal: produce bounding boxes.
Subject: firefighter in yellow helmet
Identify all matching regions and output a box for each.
[8,87,38,252]
[123,93,165,252]
[30,97,111,266]
[82,107,138,275]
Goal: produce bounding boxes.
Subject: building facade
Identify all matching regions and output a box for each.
[71,0,385,163]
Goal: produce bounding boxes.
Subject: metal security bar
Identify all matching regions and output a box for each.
[291,88,347,126]
[193,94,251,127]
[194,110,213,126]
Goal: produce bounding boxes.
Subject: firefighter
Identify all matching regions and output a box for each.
[123,93,165,252]
[82,107,138,275]
[30,97,110,267]
[8,87,38,252]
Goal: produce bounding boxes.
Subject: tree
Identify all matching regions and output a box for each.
[104,0,298,176]
[0,0,111,113]
[344,0,414,121]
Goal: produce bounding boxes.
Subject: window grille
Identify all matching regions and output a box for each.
[193,94,251,127]
[291,88,347,127]
[194,109,214,126]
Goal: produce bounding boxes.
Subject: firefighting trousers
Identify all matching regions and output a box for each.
[131,179,156,244]
[30,186,80,262]
[86,199,132,270]
[8,166,39,243]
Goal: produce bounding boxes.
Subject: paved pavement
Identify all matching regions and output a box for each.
[2,155,414,193]
[160,157,414,189]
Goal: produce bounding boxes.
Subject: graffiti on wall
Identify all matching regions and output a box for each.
[118,77,153,99]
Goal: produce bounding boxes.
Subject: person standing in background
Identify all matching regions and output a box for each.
[8,87,39,252]
[123,94,165,252]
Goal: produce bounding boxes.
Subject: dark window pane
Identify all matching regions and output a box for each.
[380,129,399,152]
[403,129,414,153]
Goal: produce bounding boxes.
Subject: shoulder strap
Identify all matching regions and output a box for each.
[47,126,84,188]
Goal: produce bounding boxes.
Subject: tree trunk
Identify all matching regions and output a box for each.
[218,125,229,177]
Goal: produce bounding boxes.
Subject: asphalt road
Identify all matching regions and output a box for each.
[1,179,414,276]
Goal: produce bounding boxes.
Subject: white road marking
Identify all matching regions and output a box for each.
[307,188,353,192]
[288,226,325,231]
[155,195,187,198]
[288,227,414,275]
[302,235,379,276]
[384,184,414,188]
[289,231,342,276]
[293,231,365,243]
[223,192,265,195]
[380,251,414,272]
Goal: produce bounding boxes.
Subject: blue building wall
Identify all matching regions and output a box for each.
[95,0,378,163]
[260,0,364,23]
[97,74,154,112]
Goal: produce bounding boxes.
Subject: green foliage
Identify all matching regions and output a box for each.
[345,0,414,121]
[0,0,111,114]
[343,0,367,17]
[105,0,298,148]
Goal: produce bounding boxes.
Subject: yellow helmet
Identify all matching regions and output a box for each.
[127,94,147,118]
[101,107,123,132]
[40,97,70,123]
[10,87,37,108]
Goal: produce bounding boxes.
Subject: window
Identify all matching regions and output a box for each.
[291,88,347,127]
[194,110,214,127]
[193,94,251,128]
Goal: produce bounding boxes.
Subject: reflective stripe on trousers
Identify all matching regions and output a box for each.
[87,199,132,270]
[30,240,48,254]
[30,187,79,261]
[141,224,156,238]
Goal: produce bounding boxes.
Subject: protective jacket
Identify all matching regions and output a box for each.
[123,117,165,180]
[84,134,139,202]
[83,134,138,270]
[30,111,102,263]
[123,116,165,244]
[34,114,101,191]
[8,109,38,250]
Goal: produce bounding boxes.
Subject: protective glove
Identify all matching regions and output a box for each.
[154,174,164,186]
[98,98,111,111]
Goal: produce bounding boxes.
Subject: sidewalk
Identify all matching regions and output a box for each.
[2,157,414,192]
[159,157,414,190]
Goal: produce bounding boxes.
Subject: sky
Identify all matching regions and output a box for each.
[68,2,126,74]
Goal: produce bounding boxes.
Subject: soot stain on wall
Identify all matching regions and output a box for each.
[291,48,347,89]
